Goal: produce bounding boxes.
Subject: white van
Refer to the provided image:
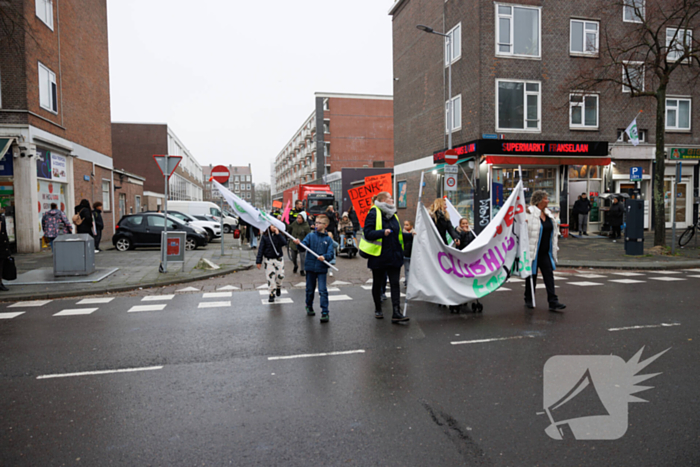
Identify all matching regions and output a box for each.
[166,201,238,233]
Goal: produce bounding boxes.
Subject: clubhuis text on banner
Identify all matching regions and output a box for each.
[406,181,530,305]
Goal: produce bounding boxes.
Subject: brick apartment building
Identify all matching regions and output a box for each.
[112,123,203,211]
[272,92,394,211]
[390,0,700,233]
[202,164,254,204]
[0,0,116,253]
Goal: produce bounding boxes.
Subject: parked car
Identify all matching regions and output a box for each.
[112,213,208,252]
[167,210,221,242]
[167,201,223,220]
[193,213,239,234]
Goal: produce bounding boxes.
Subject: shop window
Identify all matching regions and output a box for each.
[36,0,53,30]
[569,93,598,129]
[101,180,111,211]
[444,23,462,65]
[496,4,540,58]
[445,94,462,132]
[569,165,600,179]
[666,98,691,130]
[623,0,644,23]
[498,167,558,211]
[622,61,644,93]
[570,20,598,55]
[38,62,57,113]
[497,80,541,131]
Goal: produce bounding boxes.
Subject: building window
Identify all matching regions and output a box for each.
[444,23,462,65]
[35,0,53,30]
[102,180,111,211]
[623,0,644,23]
[373,161,385,168]
[234,183,239,191]
[445,94,462,132]
[666,98,691,130]
[666,28,692,62]
[622,61,644,93]
[617,128,647,143]
[569,93,598,129]
[496,80,541,131]
[323,98,329,111]
[235,175,239,181]
[38,62,57,113]
[324,142,330,157]
[570,20,598,55]
[247,175,251,182]
[323,120,330,133]
[247,184,251,190]
[135,195,141,213]
[496,4,540,58]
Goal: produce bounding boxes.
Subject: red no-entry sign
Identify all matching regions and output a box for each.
[211,165,230,184]
[444,149,458,165]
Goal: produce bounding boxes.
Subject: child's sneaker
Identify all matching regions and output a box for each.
[320,312,329,323]
[276,287,281,297]
[268,293,275,303]
[306,306,315,316]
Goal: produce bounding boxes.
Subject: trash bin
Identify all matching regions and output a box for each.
[560,224,569,238]
[53,234,96,276]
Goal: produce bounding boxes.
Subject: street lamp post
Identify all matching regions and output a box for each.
[417,24,452,151]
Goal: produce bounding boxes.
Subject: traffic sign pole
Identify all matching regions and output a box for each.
[162,154,169,273]
[210,165,231,258]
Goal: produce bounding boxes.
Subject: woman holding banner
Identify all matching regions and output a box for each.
[524,190,566,312]
[359,192,409,324]
[428,198,460,247]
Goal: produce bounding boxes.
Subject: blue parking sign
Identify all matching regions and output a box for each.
[630,166,643,181]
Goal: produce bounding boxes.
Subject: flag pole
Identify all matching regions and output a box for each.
[519,165,536,308]
[279,229,339,271]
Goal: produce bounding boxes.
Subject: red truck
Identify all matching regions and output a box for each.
[283,184,335,215]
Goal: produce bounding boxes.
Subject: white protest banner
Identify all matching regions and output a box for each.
[444,197,462,230]
[406,181,530,305]
[211,179,286,232]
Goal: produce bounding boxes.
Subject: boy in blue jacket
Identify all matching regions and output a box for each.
[294,214,335,323]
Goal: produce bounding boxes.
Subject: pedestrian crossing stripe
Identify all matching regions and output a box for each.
[294,282,306,287]
[77,298,114,305]
[611,272,645,276]
[331,281,351,285]
[262,298,294,304]
[575,274,607,279]
[0,312,25,319]
[54,308,98,316]
[688,275,700,279]
[8,300,52,308]
[609,279,646,284]
[142,295,175,301]
[217,285,239,291]
[203,292,232,298]
[648,277,686,281]
[328,295,352,302]
[567,281,604,286]
[177,287,200,293]
[650,270,682,274]
[128,304,167,312]
[259,289,289,295]
[256,284,269,289]
[198,301,231,308]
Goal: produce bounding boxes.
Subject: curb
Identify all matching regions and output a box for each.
[0,263,255,302]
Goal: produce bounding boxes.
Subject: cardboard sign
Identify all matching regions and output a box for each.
[272,200,283,209]
[349,184,382,228]
[364,173,392,196]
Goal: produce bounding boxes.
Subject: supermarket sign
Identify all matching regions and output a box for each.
[669,147,700,160]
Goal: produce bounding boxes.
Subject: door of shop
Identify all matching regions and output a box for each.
[664,180,690,228]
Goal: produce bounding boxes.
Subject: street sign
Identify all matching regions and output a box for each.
[444,165,458,192]
[211,165,231,184]
[669,147,700,160]
[630,166,643,181]
[444,149,458,165]
[153,155,182,179]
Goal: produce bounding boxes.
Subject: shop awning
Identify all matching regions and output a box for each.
[0,138,13,158]
[485,156,611,166]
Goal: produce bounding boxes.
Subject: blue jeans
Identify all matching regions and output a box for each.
[305,271,329,314]
[250,235,258,248]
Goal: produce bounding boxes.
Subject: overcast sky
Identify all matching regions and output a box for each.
[107,1,395,185]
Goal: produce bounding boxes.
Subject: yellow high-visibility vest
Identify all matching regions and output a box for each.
[359,205,404,257]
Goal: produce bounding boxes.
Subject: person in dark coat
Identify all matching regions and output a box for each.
[0,210,10,291]
[608,197,625,242]
[573,193,592,236]
[92,201,104,252]
[570,195,581,232]
[428,198,461,247]
[73,199,94,238]
[256,224,288,302]
[325,205,339,239]
[455,218,476,250]
[347,206,360,238]
[361,192,409,323]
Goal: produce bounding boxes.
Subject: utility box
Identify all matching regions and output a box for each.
[53,234,96,276]
[625,199,645,256]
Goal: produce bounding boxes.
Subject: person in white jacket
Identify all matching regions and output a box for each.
[525,190,566,312]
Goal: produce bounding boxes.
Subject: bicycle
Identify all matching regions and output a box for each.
[678,219,698,247]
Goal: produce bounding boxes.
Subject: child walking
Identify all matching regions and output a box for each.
[294,214,335,323]
[256,225,288,302]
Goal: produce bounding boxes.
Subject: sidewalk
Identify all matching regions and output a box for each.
[2,237,257,301]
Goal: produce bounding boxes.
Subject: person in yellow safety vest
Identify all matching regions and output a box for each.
[289,200,304,223]
[359,191,409,324]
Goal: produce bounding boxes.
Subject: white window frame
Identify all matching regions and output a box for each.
[495,3,542,59]
[101,180,111,211]
[617,128,647,143]
[569,93,599,129]
[622,61,644,93]
[324,142,330,157]
[323,98,329,111]
[666,28,693,62]
[445,94,462,133]
[665,97,691,131]
[38,62,57,113]
[135,195,141,213]
[495,79,542,133]
[444,23,462,66]
[35,0,54,30]
[323,120,330,133]
[623,0,644,23]
[570,19,599,56]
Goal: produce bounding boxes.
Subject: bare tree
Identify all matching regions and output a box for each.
[254,182,271,210]
[0,1,38,56]
[567,0,700,246]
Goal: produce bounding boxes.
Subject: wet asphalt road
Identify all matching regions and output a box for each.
[1,270,699,466]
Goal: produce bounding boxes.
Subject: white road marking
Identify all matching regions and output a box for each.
[0,312,25,319]
[331,280,352,285]
[683,269,700,272]
[575,274,607,279]
[649,270,682,274]
[567,281,604,287]
[520,284,560,289]
[648,277,686,281]
[77,298,114,305]
[256,284,269,289]
[451,335,536,345]
[608,323,681,332]
[198,301,231,308]
[268,349,365,361]
[37,365,163,380]
[495,288,512,292]
[54,308,98,316]
[366,279,373,284]
[142,295,175,301]
[203,292,232,298]
[259,289,288,295]
[8,300,52,308]
[609,279,646,284]
[361,285,372,290]
[294,282,306,287]
[318,287,340,292]
[176,286,200,293]
[507,278,524,282]
[688,275,700,279]
[217,285,239,291]
[611,272,645,276]
[128,304,167,313]
[328,295,352,301]
[262,298,294,305]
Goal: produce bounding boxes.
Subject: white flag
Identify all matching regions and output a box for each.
[211,179,286,232]
[406,181,531,305]
[444,197,462,230]
[625,118,640,146]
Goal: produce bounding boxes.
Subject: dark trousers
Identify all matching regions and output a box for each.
[524,254,559,306]
[305,271,328,313]
[291,248,306,272]
[372,267,400,312]
[94,230,102,250]
[0,256,4,285]
[611,225,621,239]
